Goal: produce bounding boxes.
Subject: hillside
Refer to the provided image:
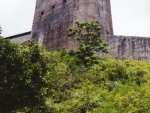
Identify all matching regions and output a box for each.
[0,37,150,113]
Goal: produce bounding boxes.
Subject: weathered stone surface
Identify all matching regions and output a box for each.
[8,33,150,61]
[8,0,150,62]
[31,0,113,51]
[6,32,31,45]
[102,35,150,61]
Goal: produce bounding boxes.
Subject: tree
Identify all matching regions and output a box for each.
[0,39,49,112]
[0,25,2,36]
[67,21,108,66]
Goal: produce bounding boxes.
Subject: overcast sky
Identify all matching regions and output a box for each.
[0,0,150,37]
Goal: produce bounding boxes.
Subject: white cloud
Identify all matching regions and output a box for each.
[0,0,36,37]
[111,0,150,37]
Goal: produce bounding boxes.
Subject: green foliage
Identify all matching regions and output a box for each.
[0,39,49,112]
[1,35,150,113]
[0,25,2,35]
[44,53,150,113]
[44,56,150,113]
[67,21,108,66]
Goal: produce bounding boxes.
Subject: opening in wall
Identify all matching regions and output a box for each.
[52,5,55,9]
[63,0,67,3]
[41,11,44,15]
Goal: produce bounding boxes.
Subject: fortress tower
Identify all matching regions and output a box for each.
[31,0,113,50]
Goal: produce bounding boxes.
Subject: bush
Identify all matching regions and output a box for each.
[0,39,49,112]
[1,29,150,112]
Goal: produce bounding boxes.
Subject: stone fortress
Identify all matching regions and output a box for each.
[6,0,150,61]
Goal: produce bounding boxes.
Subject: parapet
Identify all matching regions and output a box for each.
[101,35,150,61]
[5,31,31,45]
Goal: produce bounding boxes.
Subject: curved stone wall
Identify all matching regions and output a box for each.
[31,0,113,51]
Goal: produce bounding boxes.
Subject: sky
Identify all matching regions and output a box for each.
[0,0,150,37]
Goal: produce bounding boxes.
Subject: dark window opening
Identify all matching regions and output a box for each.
[106,30,109,34]
[102,6,103,11]
[41,11,44,15]
[63,0,67,3]
[77,6,79,10]
[52,5,55,9]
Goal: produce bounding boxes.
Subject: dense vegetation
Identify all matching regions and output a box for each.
[0,22,150,113]
[0,26,2,35]
[67,21,108,66]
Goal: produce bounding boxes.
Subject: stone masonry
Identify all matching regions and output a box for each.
[7,33,150,61]
[6,31,31,45]
[31,0,113,51]
[7,0,150,61]
[103,35,150,61]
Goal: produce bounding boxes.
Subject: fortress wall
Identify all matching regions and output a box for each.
[6,32,31,45]
[32,0,79,50]
[102,35,150,61]
[32,0,113,51]
[5,0,150,61]
[7,33,150,61]
[7,32,150,62]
